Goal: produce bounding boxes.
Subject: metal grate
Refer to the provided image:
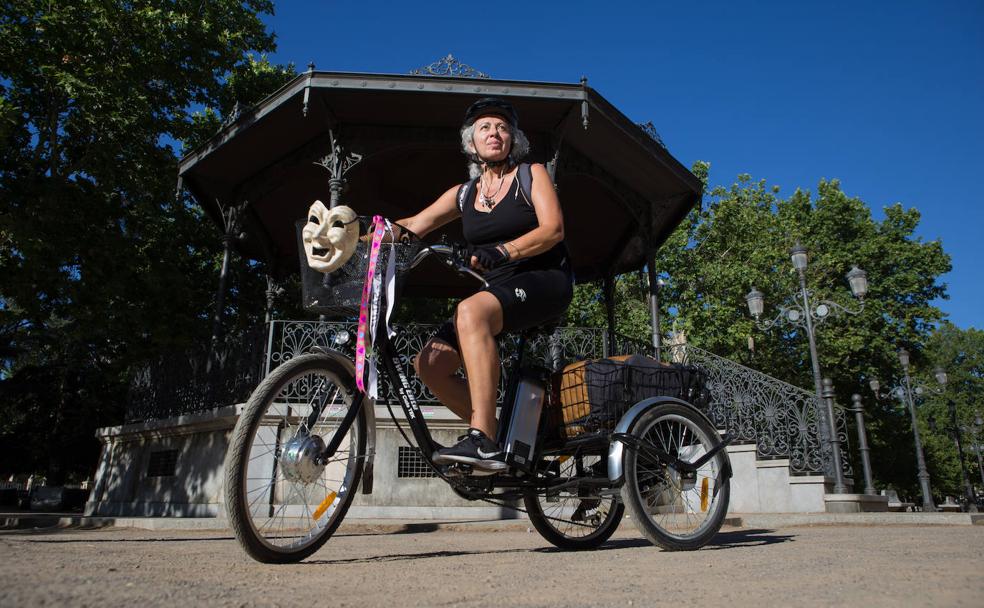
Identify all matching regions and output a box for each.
[146,449,179,477]
[397,446,437,478]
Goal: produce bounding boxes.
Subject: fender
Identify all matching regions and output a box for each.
[310,347,377,494]
[607,396,731,485]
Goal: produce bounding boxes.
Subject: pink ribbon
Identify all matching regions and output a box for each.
[354,216,386,392]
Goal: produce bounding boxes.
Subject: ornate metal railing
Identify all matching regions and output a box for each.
[266,321,849,475]
[127,320,850,477]
[659,344,851,477]
[267,321,614,405]
[125,328,266,423]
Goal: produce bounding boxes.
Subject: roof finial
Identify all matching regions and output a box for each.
[411,54,490,79]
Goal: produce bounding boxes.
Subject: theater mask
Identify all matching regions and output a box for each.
[302,201,359,273]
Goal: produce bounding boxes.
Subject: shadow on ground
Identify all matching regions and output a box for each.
[14,534,235,543]
[304,528,795,564]
[705,528,795,549]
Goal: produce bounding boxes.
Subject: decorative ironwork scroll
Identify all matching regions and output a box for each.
[637,121,668,150]
[126,328,267,423]
[410,54,490,79]
[313,130,363,207]
[660,344,851,477]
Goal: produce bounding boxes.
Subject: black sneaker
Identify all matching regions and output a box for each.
[432,428,507,472]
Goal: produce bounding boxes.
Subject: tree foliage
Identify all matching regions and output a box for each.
[0,1,292,482]
[567,161,954,494]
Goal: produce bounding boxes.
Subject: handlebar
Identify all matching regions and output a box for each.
[409,243,489,289]
[356,216,488,288]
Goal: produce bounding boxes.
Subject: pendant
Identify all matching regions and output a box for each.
[480,194,495,210]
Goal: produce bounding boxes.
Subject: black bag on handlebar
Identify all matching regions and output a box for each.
[550,354,709,439]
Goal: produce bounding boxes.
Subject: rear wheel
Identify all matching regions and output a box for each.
[621,403,730,550]
[224,352,366,563]
[523,453,623,550]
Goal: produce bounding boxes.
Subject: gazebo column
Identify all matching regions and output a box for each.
[264,274,283,326]
[210,202,247,354]
[646,251,663,361]
[602,274,616,357]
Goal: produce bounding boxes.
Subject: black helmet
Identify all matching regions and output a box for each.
[463,97,518,128]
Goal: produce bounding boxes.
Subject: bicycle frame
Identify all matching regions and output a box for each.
[316,320,602,498]
[312,238,612,495]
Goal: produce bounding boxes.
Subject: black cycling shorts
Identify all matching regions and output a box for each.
[432,267,573,352]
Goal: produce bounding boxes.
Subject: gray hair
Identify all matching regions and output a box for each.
[460,122,531,178]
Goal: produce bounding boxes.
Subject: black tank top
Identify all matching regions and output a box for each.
[461,174,569,281]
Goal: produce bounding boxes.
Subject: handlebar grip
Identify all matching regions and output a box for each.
[424,243,489,289]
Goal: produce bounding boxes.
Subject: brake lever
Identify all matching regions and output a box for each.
[427,243,489,289]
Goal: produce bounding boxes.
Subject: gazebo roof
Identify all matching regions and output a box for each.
[178,61,701,295]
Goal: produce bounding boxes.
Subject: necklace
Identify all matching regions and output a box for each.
[479,170,506,210]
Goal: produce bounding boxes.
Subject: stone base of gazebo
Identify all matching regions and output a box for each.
[823,493,891,513]
[84,404,511,519]
[86,403,850,518]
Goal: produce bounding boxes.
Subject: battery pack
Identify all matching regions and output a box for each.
[503,376,546,473]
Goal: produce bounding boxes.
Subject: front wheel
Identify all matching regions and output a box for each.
[224,352,367,563]
[620,403,730,550]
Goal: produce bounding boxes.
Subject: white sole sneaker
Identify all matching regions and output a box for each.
[439,453,508,471]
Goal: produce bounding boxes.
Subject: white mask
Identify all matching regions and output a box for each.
[302,201,359,273]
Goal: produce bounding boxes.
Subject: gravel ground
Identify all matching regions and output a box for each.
[1,523,982,607]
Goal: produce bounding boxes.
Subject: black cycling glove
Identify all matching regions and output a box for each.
[471,245,509,271]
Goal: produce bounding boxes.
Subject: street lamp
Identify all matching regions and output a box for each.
[870,351,945,512]
[928,395,980,513]
[971,412,984,490]
[848,393,876,495]
[746,242,868,493]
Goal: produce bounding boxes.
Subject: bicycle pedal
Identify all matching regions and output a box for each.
[445,463,497,478]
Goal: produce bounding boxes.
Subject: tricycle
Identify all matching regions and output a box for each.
[223,218,732,563]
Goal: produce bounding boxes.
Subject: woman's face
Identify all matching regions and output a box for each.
[471,114,512,163]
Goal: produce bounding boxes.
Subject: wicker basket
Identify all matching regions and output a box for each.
[548,355,706,439]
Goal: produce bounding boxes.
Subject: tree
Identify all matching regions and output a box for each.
[564,162,952,494]
[0,1,292,482]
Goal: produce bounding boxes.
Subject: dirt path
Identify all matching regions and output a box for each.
[2,523,982,607]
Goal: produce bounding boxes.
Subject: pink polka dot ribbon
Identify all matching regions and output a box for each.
[354,216,386,392]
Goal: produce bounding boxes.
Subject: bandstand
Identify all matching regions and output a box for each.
[85,57,855,518]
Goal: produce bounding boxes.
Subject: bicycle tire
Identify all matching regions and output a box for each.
[225,352,366,563]
[523,454,623,550]
[620,403,730,551]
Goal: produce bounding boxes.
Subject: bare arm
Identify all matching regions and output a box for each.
[395,184,461,239]
[498,163,564,260]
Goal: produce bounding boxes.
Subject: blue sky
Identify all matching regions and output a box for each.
[263,0,983,329]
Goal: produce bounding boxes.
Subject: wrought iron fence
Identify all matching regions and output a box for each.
[659,344,851,477]
[127,320,850,477]
[267,321,613,406]
[125,328,266,423]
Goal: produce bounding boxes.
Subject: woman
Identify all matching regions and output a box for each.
[395,97,572,472]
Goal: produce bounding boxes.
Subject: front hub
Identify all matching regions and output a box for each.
[280,433,327,483]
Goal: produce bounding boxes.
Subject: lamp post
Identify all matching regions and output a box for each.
[969,412,984,489]
[746,242,867,494]
[869,350,943,512]
[927,388,979,513]
[848,393,876,495]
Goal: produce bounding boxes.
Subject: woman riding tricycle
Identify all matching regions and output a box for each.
[223,98,732,563]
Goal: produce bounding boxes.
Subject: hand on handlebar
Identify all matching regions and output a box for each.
[358,220,412,244]
[469,245,508,273]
